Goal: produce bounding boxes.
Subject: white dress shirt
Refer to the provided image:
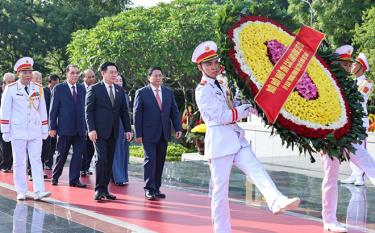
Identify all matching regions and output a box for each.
[103,81,115,100]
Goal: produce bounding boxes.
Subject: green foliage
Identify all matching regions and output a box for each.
[0,0,130,78]
[215,1,366,161]
[311,0,372,47]
[68,0,219,97]
[129,143,190,161]
[353,7,375,81]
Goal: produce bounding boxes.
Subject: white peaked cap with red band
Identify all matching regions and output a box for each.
[335,45,353,61]
[192,41,218,63]
[14,57,34,72]
[357,52,370,72]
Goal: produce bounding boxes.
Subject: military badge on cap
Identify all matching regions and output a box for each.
[356,52,370,72]
[335,45,354,61]
[192,41,218,63]
[14,57,34,72]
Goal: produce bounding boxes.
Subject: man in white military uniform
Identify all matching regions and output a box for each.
[192,41,300,233]
[341,52,375,186]
[0,57,51,200]
[320,48,375,232]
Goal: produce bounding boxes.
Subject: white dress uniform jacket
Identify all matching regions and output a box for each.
[0,80,48,140]
[356,75,370,130]
[195,75,249,159]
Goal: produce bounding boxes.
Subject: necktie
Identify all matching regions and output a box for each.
[214,79,223,92]
[109,85,115,106]
[24,86,29,95]
[72,85,77,102]
[155,88,162,110]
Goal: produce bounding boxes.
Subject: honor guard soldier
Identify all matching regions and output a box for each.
[320,48,375,232]
[341,52,375,186]
[0,57,51,200]
[192,41,300,233]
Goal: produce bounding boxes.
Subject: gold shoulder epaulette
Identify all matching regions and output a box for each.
[32,81,42,87]
[6,82,16,87]
[199,80,207,85]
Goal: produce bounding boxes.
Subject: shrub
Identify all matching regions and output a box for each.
[129,142,191,161]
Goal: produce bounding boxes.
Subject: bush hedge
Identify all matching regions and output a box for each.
[129,143,192,161]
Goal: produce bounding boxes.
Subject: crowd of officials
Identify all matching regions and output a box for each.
[0,58,182,202]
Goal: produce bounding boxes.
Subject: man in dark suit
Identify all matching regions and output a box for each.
[85,62,132,201]
[80,69,96,177]
[44,74,60,170]
[134,67,182,200]
[49,65,87,188]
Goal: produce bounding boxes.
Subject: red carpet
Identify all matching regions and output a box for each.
[0,170,323,233]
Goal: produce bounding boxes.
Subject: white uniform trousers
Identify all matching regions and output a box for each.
[321,155,340,224]
[345,185,367,230]
[348,142,375,178]
[11,139,45,195]
[348,143,375,185]
[209,146,283,233]
[321,145,375,224]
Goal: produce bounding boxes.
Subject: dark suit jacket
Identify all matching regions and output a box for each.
[49,82,86,136]
[43,86,51,116]
[133,85,182,143]
[85,81,131,140]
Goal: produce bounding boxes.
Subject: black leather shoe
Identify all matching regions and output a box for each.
[104,192,116,200]
[87,170,93,175]
[94,191,105,201]
[51,179,58,186]
[80,171,87,177]
[1,168,10,173]
[115,182,125,186]
[43,174,48,179]
[70,181,87,188]
[155,190,166,199]
[145,190,156,200]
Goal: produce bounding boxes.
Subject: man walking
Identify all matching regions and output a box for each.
[192,41,300,233]
[86,62,132,201]
[80,69,96,177]
[133,67,182,200]
[49,64,87,188]
[0,57,51,200]
[43,74,60,170]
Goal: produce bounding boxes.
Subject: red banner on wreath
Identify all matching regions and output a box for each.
[255,26,325,123]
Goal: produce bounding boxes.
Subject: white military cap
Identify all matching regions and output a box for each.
[14,57,34,72]
[335,45,353,61]
[357,52,370,72]
[192,41,218,63]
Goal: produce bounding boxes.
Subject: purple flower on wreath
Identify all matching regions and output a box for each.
[265,40,318,100]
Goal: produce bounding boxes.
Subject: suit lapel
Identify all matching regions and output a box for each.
[148,85,161,111]
[64,82,75,103]
[100,82,113,107]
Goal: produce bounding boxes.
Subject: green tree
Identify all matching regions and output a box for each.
[312,0,372,47]
[0,0,131,78]
[68,0,219,106]
[353,7,375,81]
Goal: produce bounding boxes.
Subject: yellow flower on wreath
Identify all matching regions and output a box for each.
[238,22,343,126]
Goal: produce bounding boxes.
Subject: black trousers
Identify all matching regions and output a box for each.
[27,138,50,175]
[143,135,167,191]
[81,135,95,172]
[94,130,116,193]
[45,136,57,168]
[52,135,84,184]
[0,133,13,170]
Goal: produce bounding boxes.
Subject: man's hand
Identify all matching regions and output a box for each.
[2,133,11,142]
[49,130,57,138]
[125,132,133,142]
[42,132,48,140]
[135,137,143,144]
[175,131,182,139]
[88,130,97,143]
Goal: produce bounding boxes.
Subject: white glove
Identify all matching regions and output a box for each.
[248,107,259,116]
[236,104,252,119]
[2,133,11,142]
[42,132,48,140]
